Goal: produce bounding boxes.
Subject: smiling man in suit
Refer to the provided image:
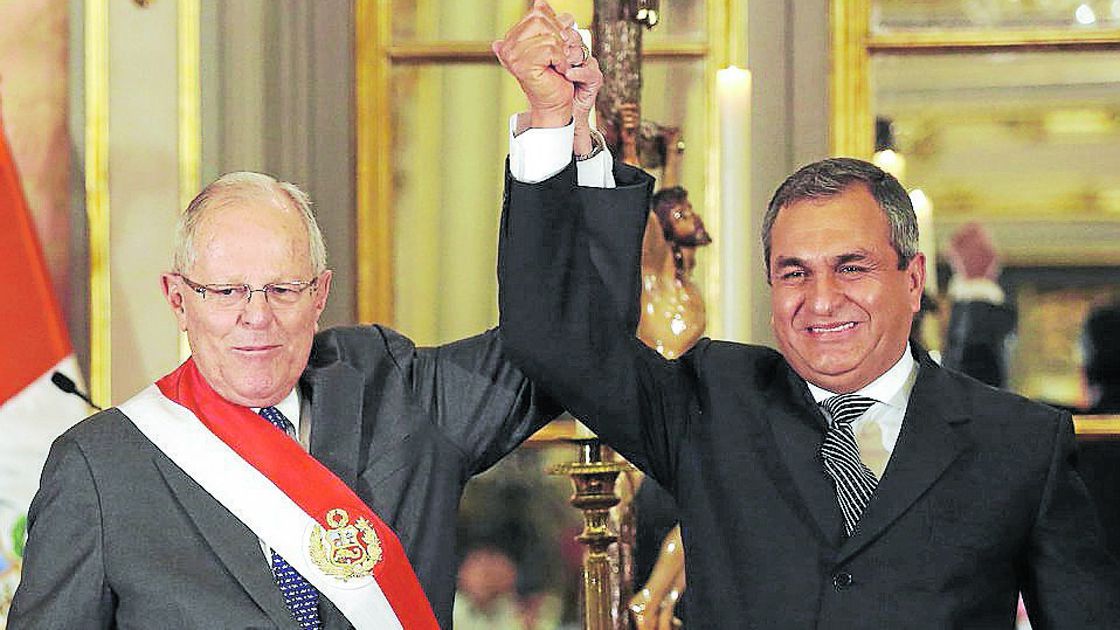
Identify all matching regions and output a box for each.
[494,8,1120,623]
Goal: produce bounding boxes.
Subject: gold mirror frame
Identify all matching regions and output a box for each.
[829,1,1120,158]
[828,2,1120,435]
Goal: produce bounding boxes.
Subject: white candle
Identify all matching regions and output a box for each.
[717,66,751,342]
[909,188,937,295]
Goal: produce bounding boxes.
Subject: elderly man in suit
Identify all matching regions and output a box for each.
[9,35,610,624]
[493,5,1120,626]
[10,7,610,627]
[10,171,552,629]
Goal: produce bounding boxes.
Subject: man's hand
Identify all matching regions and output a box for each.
[493,0,578,129]
[569,56,603,156]
[562,19,603,152]
[948,222,1000,280]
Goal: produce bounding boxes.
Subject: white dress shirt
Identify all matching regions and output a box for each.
[806,344,919,464]
[252,386,305,446]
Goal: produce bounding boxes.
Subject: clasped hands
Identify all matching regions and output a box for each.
[492,0,604,156]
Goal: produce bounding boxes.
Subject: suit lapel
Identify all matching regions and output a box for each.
[154,456,295,628]
[302,363,364,490]
[755,365,844,546]
[317,596,353,630]
[836,356,970,564]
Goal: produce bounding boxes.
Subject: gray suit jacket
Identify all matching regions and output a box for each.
[498,161,1120,627]
[9,326,558,629]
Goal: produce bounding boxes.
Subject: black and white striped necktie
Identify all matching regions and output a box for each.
[820,394,879,537]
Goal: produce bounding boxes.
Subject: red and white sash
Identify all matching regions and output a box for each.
[117,359,438,630]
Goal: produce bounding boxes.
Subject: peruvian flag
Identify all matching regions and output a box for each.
[0,105,89,617]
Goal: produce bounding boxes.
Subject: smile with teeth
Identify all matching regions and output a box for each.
[807,322,857,334]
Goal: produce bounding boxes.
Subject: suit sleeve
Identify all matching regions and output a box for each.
[8,435,114,628]
[498,159,701,486]
[1020,413,1120,627]
[410,328,564,476]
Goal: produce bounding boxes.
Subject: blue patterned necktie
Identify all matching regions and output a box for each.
[819,394,880,537]
[259,406,322,629]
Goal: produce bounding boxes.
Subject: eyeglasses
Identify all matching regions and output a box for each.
[177,274,319,310]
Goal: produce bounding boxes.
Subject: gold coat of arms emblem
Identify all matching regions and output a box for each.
[309,508,382,581]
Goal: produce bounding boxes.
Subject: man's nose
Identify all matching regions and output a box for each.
[238,290,275,326]
[807,274,842,314]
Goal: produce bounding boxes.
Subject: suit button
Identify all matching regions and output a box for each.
[832,572,853,590]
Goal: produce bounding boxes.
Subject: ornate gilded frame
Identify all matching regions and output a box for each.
[829,2,1120,157]
[354,0,737,328]
[829,3,1120,434]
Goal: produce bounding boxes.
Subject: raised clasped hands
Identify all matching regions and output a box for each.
[493,0,603,154]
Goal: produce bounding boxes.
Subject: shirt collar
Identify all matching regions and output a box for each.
[806,343,918,407]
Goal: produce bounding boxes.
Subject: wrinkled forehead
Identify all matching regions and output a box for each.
[771,189,892,250]
[193,196,311,265]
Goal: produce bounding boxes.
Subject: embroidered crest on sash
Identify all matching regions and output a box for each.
[309,508,382,580]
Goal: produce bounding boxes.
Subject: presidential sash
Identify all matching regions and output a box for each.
[118,358,438,630]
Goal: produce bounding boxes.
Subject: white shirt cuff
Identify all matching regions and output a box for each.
[947,276,1005,305]
[507,114,616,189]
[577,150,615,189]
[508,114,574,184]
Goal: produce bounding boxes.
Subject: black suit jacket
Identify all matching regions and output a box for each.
[498,161,1120,627]
[10,326,559,629]
[943,299,1016,389]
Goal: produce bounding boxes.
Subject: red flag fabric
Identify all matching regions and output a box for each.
[0,104,88,623]
[0,112,71,406]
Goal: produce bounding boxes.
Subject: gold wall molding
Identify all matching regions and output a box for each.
[355,0,394,325]
[177,0,200,219]
[86,0,111,407]
[962,248,1120,267]
[1074,415,1120,438]
[831,7,1120,161]
[700,0,734,338]
[387,40,708,63]
[177,0,200,361]
[829,0,872,159]
[868,28,1120,54]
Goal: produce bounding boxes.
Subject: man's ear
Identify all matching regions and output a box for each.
[160,273,190,332]
[905,253,927,314]
[313,270,333,315]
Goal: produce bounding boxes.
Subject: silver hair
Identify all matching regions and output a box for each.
[171,171,327,275]
[761,157,917,276]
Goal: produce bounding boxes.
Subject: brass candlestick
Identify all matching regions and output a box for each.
[552,437,632,630]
